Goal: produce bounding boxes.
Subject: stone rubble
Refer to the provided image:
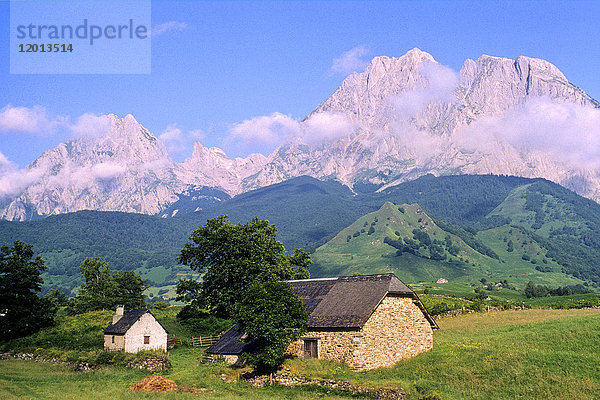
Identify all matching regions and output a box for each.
[0,352,169,372]
[243,367,405,399]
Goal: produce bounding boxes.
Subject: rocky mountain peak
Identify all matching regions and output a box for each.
[401,47,435,61]
[459,53,595,116]
[3,50,600,221]
[314,48,442,124]
[514,55,567,82]
[179,142,267,195]
[187,142,233,164]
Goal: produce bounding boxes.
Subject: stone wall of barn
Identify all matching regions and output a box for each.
[287,329,358,366]
[123,313,168,353]
[223,354,246,366]
[287,296,433,370]
[103,334,125,351]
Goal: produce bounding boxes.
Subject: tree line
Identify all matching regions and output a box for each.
[0,240,147,340]
[1,215,313,374]
[524,281,591,298]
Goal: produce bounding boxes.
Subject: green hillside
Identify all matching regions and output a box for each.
[312,202,486,282]
[179,175,372,252]
[483,181,600,282]
[0,211,194,295]
[311,202,587,290]
[2,174,600,295]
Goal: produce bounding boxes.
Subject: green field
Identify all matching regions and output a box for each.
[311,202,588,291]
[288,308,600,399]
[1,308,599,399]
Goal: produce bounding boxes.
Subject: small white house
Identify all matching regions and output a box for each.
[103,306,168,353]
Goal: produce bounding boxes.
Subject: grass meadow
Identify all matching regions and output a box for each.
[1,308,599,399]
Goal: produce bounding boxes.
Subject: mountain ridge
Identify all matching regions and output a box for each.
[2,48,600,220]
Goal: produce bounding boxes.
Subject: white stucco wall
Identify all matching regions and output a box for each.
[123,313,168,353]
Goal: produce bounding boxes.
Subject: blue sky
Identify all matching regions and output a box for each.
[1,0,600,167]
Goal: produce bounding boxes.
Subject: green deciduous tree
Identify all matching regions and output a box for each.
[177,215,310,317]
[70,257,147,314]
[42,288,69,308]
[113,270,148,309]
[0,240,55,340]
[177,216,311,372]
[234,279,308,374]
[429,243,447,260]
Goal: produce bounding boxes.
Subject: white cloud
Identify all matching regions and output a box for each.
[389,61,459,120]
[0,152,15,174]
[0,105,114,140]
[42,160,128,192]
[151,21,188,37]
[226,113,302,154]
[303,113,354,146]
[189,129,206,141]
[90,162,126,180]
[455,97,600,170]
[158,124,186,154]
[0,151,44,198]
[0,105,65,136]
[68,113,111,138]
[330,46,370,76]
[225,112,356,155]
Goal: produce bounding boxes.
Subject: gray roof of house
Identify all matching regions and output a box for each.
[289,273,436,329]
[205,324,256,355]
[103,309,167,335]
[206,273,437,355]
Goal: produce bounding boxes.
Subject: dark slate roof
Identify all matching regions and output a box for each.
[206,273,437,355]
[205,324,255,355]
[289,273,435,329]
[103,309,167,335]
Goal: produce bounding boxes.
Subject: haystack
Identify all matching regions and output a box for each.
[129,375,178,392]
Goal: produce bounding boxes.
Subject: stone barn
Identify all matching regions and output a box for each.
[103,307,168,353]
[207,273,437,370]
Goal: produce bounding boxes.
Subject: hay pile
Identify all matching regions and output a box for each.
[129,375,178,392]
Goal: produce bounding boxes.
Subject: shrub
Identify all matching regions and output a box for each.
[95,350,114,365]
[153,301,169,310]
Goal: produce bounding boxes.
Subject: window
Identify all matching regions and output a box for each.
[111,335,115,343]
[144,335,150,344]
[303,339,318,359]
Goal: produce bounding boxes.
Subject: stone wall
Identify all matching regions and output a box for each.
[104,334,125,351]
[123,313,168,353]
[287,329,359,366]
[354,296,433,369]
[223,354,246,366]
[288,295,433,370]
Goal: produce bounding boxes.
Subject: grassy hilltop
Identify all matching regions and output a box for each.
[311,202,586,290]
